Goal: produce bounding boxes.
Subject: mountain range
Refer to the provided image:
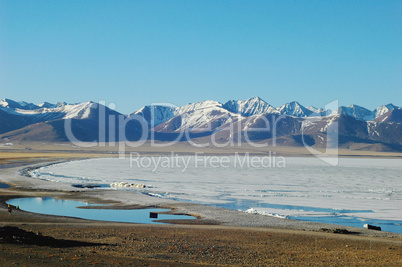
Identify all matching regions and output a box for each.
[0,97,401,151]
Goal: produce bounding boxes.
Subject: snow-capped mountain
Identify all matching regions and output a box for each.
[176,100,222,114]
[305,106,331,116]
[133,105,176,127]
[306,106,319,113]
[222,97,278,116]
[132,98,400,128]
[277,101,313,117]
[0,100,144,142]
[374,104,398,118]
[0,100,100,122]
[155,100,243,133]
[140,98,273,133]
[0,98,400,151]
[337,104,374,121]
[374,108,402,123]
[0,99,40,110]
[38,102,67,109]
[335,103,400,122]
[136,97,319,132]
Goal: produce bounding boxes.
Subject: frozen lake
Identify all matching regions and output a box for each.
[30,155,402,232]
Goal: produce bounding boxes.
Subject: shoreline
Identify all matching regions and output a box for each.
[2,141,402,159]
[1,158,401,238]
[0,156,401,265]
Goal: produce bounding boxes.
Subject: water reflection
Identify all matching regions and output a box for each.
[212,198,402,234]
[289,215,402,234]
[7,197,195,224]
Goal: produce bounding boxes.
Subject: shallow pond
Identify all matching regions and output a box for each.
[0,182,11,188]
[212,198,402,234]
[6,197,195,224]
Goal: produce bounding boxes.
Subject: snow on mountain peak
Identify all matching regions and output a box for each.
[374,103,397,118]
[306,106,319,112]
[177,100,222,114]
[62,101,98,120]
[134,105,176,127]
[277,101,312,117]
[152,100,247,133]
[334,103,400,121]
[39,102,58,109]
[337,105,374,121]
[2,98,400,127]
[223,97,277,116]
[0,98,39,110]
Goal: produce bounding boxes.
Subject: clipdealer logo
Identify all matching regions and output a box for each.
[64,100,339,166]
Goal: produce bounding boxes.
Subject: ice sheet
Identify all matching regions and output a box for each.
[31,156,402,222]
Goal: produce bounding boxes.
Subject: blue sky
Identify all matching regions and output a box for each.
[1,0,401,114]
